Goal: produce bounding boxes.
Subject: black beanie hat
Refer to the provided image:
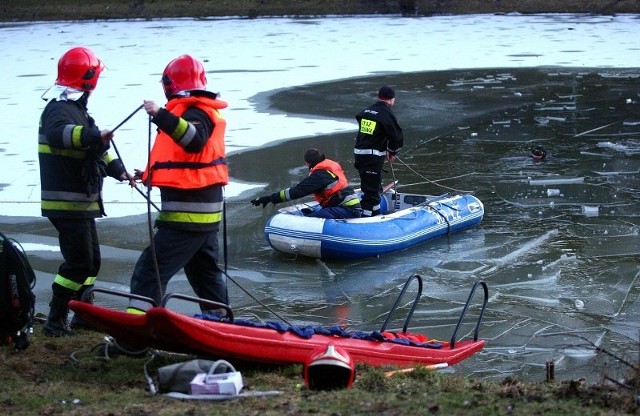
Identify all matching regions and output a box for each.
[378,85,395,99]
[304,148,325,168]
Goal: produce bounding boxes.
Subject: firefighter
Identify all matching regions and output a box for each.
[127,55,229,315]
[39,46,132,336]
[251,148,362,219]
[353,85,404,217]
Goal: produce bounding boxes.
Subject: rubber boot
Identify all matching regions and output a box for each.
[70,285,95,330]
[43,295,75,337]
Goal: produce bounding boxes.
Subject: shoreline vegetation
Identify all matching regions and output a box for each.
[2,2,640,415]
[1,0,640,22]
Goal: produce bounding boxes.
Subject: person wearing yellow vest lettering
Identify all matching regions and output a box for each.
[354,85,404,217]
[38,47,133,337]
[251,148,362,219]
[127,55,229,316]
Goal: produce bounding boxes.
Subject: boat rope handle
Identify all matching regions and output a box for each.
[423,204,451,234]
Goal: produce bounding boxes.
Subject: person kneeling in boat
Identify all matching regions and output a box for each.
[251,148,362,219]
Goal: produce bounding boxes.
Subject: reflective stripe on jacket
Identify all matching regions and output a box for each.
[38,98,124,218]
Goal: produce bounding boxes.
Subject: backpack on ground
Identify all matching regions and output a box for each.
[0,231,36,351]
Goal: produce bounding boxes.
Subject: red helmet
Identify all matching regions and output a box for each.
[55,47,104,92]
[303,344,355,390]
[161,55,207,98]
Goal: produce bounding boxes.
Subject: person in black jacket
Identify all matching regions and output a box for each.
[38,46,132,337]
[354,85,404,217]
[251,148,362,219]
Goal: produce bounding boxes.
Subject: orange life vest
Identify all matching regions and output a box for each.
[143,95,228,189]
[310,159,348,207]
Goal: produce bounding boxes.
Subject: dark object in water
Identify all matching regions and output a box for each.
[531,145,547,161]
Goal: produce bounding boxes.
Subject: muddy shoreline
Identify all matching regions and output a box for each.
[2,0,639,22]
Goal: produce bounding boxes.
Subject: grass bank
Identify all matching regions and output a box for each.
[1,326,639,415]
[1,0,639,22]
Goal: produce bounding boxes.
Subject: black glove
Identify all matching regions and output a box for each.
[251,196,272,208]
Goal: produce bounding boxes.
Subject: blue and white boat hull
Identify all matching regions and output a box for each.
[264,192,484,260]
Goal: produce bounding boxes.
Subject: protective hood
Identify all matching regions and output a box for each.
[40,84,85,102]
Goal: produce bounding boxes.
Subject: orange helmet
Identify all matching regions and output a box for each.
[303,343,355,390]
[55,47,104,92]
[161,54,207,98]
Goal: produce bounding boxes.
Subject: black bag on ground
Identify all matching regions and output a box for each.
[0,231,36,350]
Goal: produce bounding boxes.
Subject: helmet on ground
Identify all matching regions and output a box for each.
[303,343,355,390]
[55,47,105,92]
[162,54,207,98]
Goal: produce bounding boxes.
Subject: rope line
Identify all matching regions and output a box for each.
[395,156,474,194]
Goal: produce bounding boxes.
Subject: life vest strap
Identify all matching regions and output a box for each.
[152,157,226,170]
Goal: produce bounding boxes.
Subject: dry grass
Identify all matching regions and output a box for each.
[1,324,639,415]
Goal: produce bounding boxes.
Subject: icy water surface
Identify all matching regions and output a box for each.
[1,15,639,383]
[225,67,640,382]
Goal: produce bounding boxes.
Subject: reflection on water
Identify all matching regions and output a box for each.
[7,64,640,382]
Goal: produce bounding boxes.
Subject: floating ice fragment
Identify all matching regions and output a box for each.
[582,206,599,217]
[529,177,584,185]
[547,189,560,197]
[597,141,628,152]
[563,348,596,358]
[575,299,585,309]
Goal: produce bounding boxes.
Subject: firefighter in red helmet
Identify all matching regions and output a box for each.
[38,47,132,337]
[126,54,229,317]
[55,46,105,92]
[161,54,207,99]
